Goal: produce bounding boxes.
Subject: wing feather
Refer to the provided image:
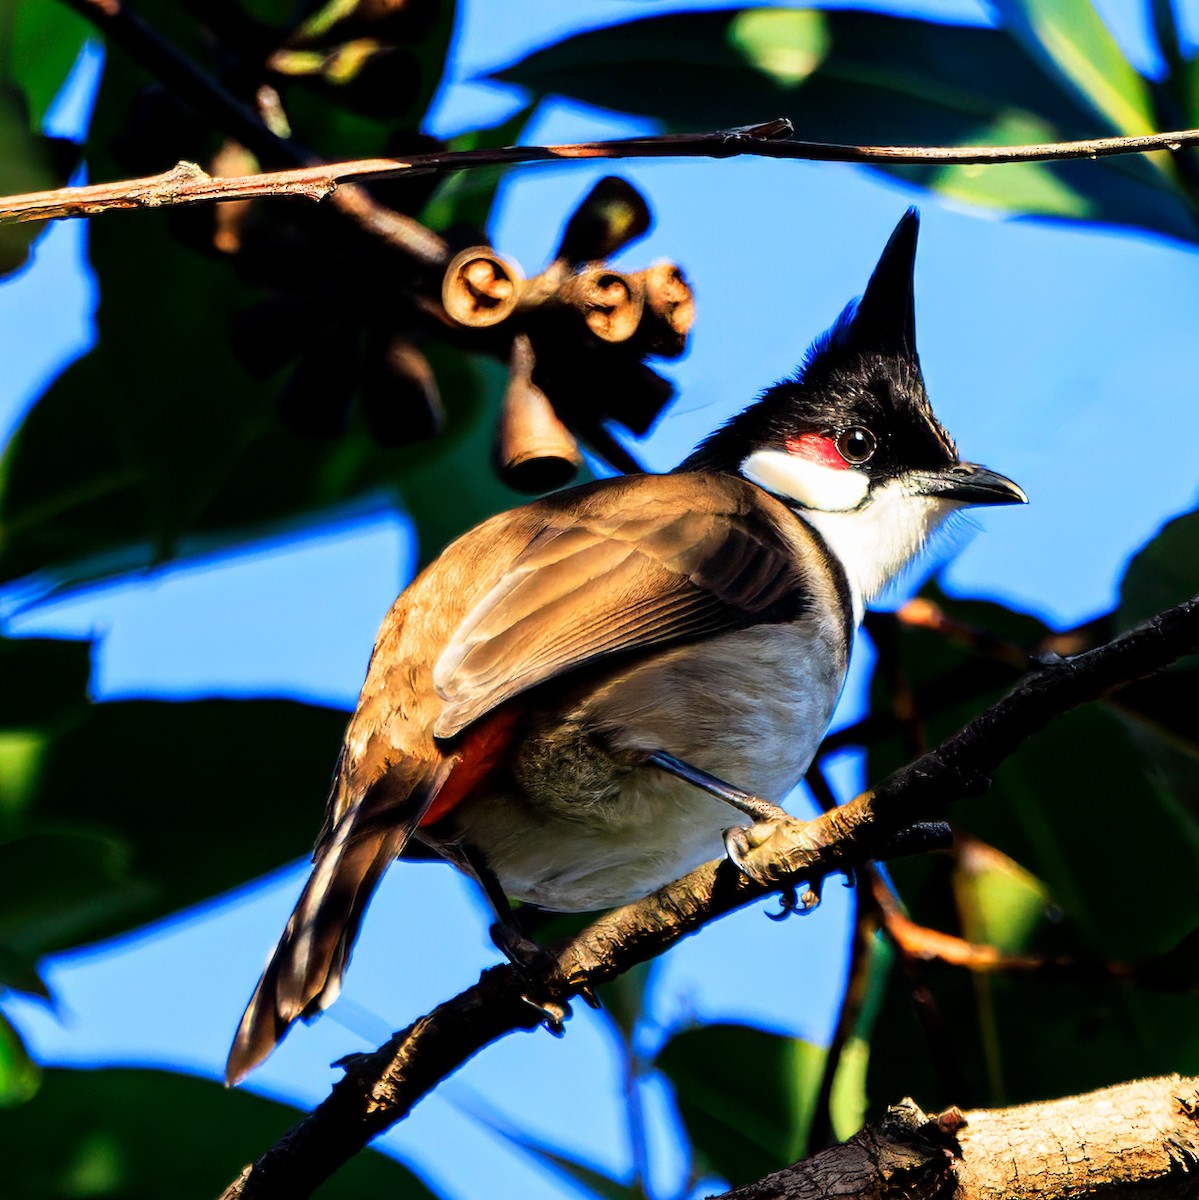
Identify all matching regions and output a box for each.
[433,481,810,738]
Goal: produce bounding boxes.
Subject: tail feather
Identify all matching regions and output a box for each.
[225,772,438,1085]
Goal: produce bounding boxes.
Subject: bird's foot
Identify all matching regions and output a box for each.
[489,922,596,1033]
[724,816,830,916]
[764,880,822,920]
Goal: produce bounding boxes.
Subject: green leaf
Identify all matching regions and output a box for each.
[1117,508,1199,632]
[866,918,1199,1112]
[0,84,73,276]
[0,1009,40,1108]
[989,0,1156,136]
[726,9,829,87]
[0,632,354,955]
[493,9,1197,242]
[1113,508,1199,816]
[0,4,522,595]
[0,635,91,727]
[0,831,153,964]
[953,837,1048,954]
[654,1023,824,1184]
[12,696,351,951]
[862,584,1199,1111]
[3,0,93,124]
[958,704,1199,963]
[0,1066,435,1197]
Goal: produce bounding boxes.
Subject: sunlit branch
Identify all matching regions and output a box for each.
[7,118,1199,228]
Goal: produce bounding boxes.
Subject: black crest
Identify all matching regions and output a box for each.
[681,209,957,479]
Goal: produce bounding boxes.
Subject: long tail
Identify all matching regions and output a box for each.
[225,772,439,1085]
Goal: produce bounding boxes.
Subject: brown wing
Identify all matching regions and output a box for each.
[432,474,813,738]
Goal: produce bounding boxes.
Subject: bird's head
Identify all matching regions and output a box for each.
[681,208,1025,605]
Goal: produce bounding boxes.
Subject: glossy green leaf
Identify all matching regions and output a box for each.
[655,1023,824,1183]
[953,838,1048,954]
[989,0,1155,136]
[0,1066,435,1197]
[3,0,93,124]
[0,1009,39,1107]
[493,9,1197,242]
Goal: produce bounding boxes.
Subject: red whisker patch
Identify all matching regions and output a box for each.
[786,432,847,470]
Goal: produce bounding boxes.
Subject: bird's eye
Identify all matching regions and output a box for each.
[835,426,877,464]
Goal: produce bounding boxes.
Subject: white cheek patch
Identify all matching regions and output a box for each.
[740,448,869,512]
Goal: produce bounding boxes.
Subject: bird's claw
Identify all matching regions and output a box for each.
[765,879,823,920]
[492,922,576,1034]
[765,884,802,920]
[519,994,572,1035]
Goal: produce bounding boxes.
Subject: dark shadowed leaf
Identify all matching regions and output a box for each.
[1113,507,1199,816]
[861,579,1199,1113]
[654,1023,824,1184]
[493,9,1197,242]
[0,84,74,276]
[0,634,354,956]
[0,1066,435,1197]
[16,696,352,950]
[0,831,153,970]
[0,634,90,728]
[1117,507,1199,631]
[958,698,1198,961]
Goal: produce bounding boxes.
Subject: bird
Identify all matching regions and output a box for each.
[226,208,1025,1084]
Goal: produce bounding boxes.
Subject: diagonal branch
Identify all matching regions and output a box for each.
[217,593,1199,1199]
[9,115,1199,226]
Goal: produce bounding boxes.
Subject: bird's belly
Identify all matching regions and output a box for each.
[442,620,847,912]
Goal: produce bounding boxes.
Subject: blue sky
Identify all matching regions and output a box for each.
[4,2,1199,1197]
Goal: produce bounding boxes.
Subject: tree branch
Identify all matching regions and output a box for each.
[216,593,1199,1198]
[715,1078,1199,1199]
[9,118,1199,227]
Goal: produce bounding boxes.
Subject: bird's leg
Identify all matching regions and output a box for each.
[648,750,791,824]
[649,750,826,916]
[457,841,589,1031]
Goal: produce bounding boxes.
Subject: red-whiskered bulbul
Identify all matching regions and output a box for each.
[226,209,1025,1083]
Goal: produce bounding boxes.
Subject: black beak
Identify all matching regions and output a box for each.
[906,462,1027,507]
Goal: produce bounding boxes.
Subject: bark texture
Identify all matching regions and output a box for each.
[717,1077,1199,1200]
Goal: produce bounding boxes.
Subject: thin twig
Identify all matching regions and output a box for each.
[217,594,1199,1199]
[10,117,1199,227]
